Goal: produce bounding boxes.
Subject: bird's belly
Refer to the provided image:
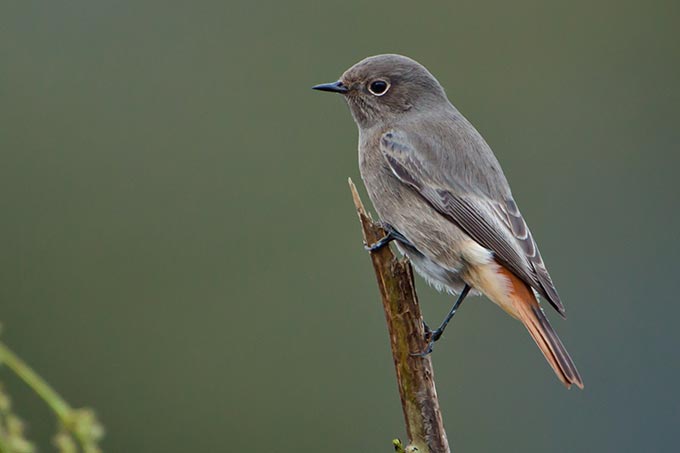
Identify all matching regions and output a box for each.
[395,242,479,297]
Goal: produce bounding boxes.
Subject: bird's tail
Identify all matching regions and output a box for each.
[497,266,584,389]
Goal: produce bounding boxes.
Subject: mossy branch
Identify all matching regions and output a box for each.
[349,179,450,453]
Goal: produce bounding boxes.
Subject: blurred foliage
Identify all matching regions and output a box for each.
[0,333,103,453]
[0,384,35,453]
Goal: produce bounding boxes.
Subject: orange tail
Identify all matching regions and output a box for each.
[497,266,584,389]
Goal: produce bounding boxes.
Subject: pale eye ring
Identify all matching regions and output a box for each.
[368,79,390,96]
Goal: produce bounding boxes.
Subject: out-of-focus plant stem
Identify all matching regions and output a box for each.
[0,343,70,422]
[0,342,103,453]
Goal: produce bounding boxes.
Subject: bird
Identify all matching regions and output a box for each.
[313,54,583,389]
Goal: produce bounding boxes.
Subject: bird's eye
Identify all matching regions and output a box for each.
[368,79,390,96]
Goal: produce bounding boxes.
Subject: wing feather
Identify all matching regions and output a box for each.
[381,131,566,316]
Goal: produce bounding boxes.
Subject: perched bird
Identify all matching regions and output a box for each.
[314,54,583,389]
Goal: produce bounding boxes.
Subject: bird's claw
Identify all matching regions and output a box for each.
[364,240,385,252]
[412,340,435,357]
[411,322,438,357]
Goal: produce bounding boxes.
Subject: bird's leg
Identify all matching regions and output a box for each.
[414,284,471,357]
[364,224,410,252]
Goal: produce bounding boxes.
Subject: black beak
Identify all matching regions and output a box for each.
[312,81,348,94]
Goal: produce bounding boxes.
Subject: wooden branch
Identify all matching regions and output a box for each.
[348,179,450,453]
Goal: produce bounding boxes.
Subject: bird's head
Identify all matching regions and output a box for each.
[314,54,448,128]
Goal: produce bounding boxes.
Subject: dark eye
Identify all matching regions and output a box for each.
[368,79,390,96]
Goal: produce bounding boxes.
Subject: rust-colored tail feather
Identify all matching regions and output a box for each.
[498,266,584,389]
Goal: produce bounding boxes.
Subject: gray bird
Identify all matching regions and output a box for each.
[314,54,583,389]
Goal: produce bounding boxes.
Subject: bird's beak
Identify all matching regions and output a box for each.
[312,80,348,94]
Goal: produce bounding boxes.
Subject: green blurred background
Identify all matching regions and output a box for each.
[1,0,678,451]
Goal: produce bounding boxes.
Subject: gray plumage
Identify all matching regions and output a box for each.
[315,54,583,389]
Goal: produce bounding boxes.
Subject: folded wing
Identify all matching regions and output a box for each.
[380,130,565,316]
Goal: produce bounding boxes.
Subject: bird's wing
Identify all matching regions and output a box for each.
[380,130,565,316]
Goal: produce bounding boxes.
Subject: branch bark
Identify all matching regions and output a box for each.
[348,179,450,453]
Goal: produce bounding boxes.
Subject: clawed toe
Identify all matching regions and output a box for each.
[412,340,435,357]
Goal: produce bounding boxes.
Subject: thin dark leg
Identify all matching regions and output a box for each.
[364,225,411,252]
[414,284,471,357]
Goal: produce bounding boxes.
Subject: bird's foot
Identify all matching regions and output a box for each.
[411,322,442,357]
[364,232,396,252]
[412,285,471,358]
[363,224,410,252]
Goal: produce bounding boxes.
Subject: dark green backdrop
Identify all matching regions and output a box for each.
[1,1,678,451]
